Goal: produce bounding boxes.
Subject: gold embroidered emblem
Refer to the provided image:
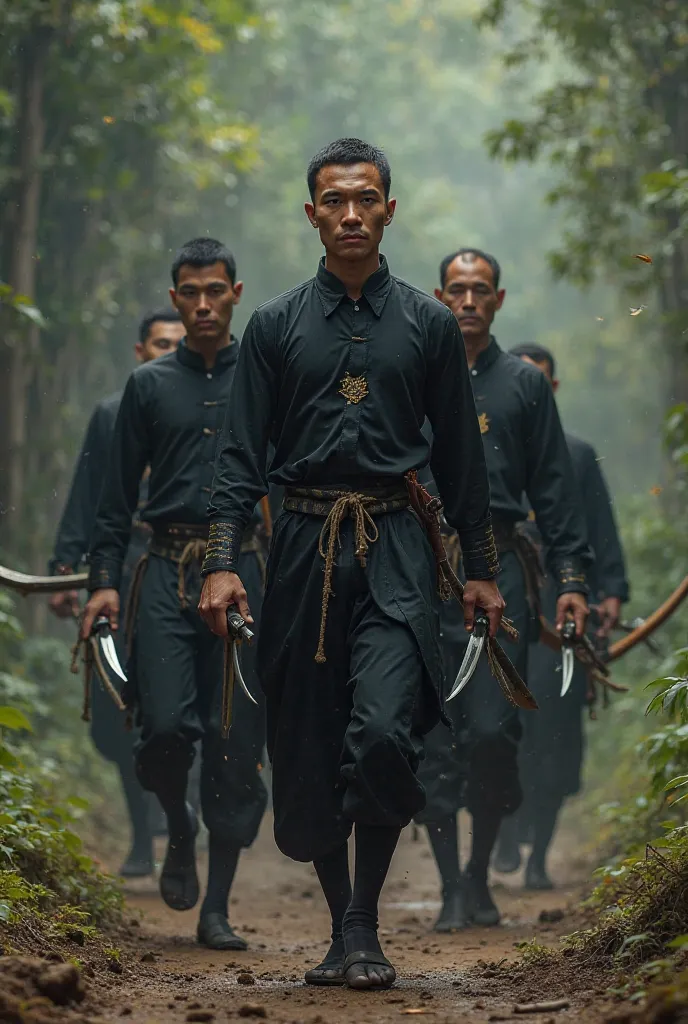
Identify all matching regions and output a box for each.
[478,412,490,435]
[339,372,368,405]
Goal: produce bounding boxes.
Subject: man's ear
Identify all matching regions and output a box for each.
[552,378,560,394]
[134,343,144,364]
[304,201,318,228]
[169,287,179,309]
[384,197,396,226]
[495,287,506,312]
[434,288,444,302]
[232,280,244,304]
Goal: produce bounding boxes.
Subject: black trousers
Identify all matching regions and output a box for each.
[518,577,586,818]
[130,550,267,847]
[415,551,529,824]
[258,508,444,863]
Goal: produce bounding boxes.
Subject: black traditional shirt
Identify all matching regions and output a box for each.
[472,338,589,594]
[565,433,629,602]
[203,256,497,580]
[88,340,239,592]
[50,392,123,574]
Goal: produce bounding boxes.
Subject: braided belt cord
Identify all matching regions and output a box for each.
[315,492,380,664]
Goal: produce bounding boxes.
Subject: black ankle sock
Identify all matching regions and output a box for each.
[314,842,351,941]
[467,809,502,883]
[496,812,520,854]
[342,823,401,950]
[118,758,152,859]
[426,814,461,895]
[530,799,562,869]
[157,776,193,843]
[200,837,241,918]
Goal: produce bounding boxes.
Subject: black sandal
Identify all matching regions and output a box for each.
[342,950,396,990]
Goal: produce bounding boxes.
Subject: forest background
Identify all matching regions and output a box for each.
[0,0,687,871]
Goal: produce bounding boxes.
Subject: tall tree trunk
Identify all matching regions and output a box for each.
[0,30,50,551]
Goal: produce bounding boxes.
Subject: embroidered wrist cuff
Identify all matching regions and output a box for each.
[201,522,244,576]
[87,561,121,593]
[554,559,588,596]
[460,523,500,580]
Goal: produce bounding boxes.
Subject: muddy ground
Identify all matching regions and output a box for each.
[59,809,621,1024]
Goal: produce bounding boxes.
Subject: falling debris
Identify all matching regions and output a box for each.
[102,115,116,124]
[649,485,663,496]
[596,316,604,321]
[629,305,647,316]
[633,253,653,263]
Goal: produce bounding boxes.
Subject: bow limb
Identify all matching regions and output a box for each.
[0,564,90,596]
[607,575,688,662]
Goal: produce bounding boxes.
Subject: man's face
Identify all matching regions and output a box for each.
[170,261,243,344]
[519,354,559,393]
[305,162,396,262]
[135,319,186,363]
[435,254,505,340]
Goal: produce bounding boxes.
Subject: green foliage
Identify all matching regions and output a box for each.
[482,0,688,435]
[0,593,122,931]
[481,0,688,281]
[0,0,263,567]
[0,281,46,329]
[575,831,688,971]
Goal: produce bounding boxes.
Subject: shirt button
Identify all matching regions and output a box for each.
[206,372,212,380]
[354,304,360,311]
[471,369,477,376]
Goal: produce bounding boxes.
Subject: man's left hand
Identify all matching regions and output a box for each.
[593,596,622,638]
[555,591,589,638]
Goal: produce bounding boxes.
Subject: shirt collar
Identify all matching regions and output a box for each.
[472,336,502,376]
[175,337,238,372]
[314,254,392,318]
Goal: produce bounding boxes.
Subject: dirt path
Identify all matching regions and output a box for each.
[84,810,615,1024]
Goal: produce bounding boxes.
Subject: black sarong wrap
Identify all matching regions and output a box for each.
[256,483,446,862]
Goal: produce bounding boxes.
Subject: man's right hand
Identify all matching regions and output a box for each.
[48,590,80,620]
[81,588,120,640]
[198,571,251,638]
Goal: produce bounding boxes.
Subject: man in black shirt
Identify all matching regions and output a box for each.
[495,342,629,889]
[415,249,590,931]
[198,139,504,991]
[49,309,185,878]
[81,239,267,951]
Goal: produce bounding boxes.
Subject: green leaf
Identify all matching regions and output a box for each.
[0,707,32,732]
[14,302,47,328]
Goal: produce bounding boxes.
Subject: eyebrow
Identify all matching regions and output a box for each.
[179,278,228,287]
[447,279,491,287]
[320,186,382,198]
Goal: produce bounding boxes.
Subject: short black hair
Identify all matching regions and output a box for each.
[439,248,502,290]
[171,237,237,288]
[138,308,182,345]
[510,342,557,379]
[306,138,392,201]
